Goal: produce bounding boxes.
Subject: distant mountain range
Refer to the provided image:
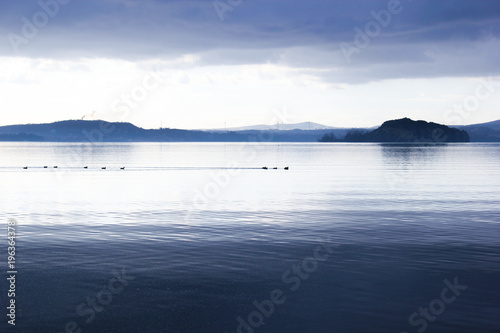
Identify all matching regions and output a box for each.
[0,120,352,142]
[0,118,499,142]
[213,122,339,131]
[453,120,500,142]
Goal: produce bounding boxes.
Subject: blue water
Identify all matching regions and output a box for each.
[0,142,499,332]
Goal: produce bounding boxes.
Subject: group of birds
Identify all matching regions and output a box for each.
[23,166,288,170]
[262,166,289,170]
[22,166,126,170]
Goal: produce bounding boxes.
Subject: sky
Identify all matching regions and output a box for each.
[0,0,499,129]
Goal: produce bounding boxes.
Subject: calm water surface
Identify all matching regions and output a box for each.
[0,142,499,332]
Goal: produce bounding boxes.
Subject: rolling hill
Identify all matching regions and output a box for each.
[0,118,499,142]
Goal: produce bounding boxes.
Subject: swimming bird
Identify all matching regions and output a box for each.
[120,167,125,170]
[102,167,106,170]
[53,166,58,168]
[262,167,268,170]
[272,167,278,170]
[84,166,88,169]
[284,166,289,170]
[23,166,28,169]
[43,166,48,168]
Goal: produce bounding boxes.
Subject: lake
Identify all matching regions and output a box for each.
[0,142,499,332]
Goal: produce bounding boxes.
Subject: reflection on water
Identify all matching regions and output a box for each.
[0,143,499,332]
[381,143,447,163]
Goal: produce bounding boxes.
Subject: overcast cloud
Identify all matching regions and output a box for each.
[0,0,499,128]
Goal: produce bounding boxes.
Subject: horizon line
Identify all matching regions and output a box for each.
[1,117,499,131]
